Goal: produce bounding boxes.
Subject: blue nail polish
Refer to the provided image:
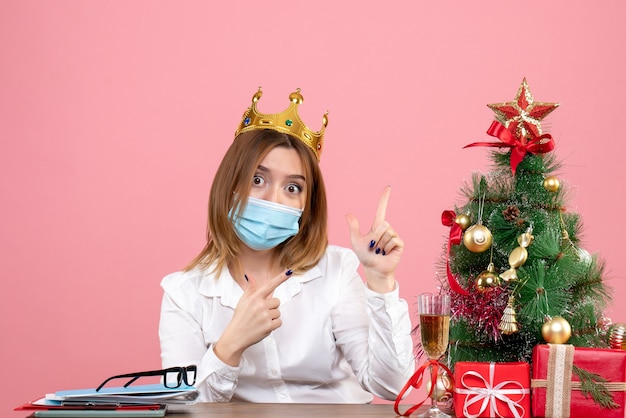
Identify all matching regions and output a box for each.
[369,240,376,248]
[375,248,381,254]
[244,274,249,282]
[286,269,293,276]
[382,250,386,256]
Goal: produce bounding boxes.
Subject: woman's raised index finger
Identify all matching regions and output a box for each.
[260,269,293,298]
[373,186,391,228]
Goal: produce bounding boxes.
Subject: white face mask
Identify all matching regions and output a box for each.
[230,196,303,251]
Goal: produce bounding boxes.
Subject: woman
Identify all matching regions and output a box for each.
[159,89,415,403]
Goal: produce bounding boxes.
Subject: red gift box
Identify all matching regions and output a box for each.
[454,361,531,418]
[531,344,626,418]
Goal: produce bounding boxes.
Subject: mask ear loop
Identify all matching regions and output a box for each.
[230,192,246,218]
[227,191,247,282]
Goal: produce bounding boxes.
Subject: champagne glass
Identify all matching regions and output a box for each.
[418,293,451,418]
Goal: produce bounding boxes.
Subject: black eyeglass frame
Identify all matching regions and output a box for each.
[95,365,197,392]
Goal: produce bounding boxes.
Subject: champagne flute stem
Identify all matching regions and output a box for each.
[429,362,438,411]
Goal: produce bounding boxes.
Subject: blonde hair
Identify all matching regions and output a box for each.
[185,129,329,275]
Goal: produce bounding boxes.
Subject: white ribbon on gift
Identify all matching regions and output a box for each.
[455,362,530,418]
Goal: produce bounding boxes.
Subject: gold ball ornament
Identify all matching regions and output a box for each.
[543,176,560,192]
[455,213,471,231]
[475,263,500,292]
[463,224,493,253]
[425,372,454,403]
[608,323,626,350]
[542,316,572,344]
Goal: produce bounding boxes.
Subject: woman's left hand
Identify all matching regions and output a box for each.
[346,185,404,293]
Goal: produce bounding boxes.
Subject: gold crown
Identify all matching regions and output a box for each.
[235,87,328,161]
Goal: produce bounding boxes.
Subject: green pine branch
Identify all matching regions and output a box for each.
[572,365,620,409]
[571,256,612,306]
[517,260,573,322]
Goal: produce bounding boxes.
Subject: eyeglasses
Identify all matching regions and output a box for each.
[95,365,197,392]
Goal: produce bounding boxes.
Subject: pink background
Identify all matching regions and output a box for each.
[2,1,625,414]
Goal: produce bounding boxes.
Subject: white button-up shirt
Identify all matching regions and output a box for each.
[159,245,415,403]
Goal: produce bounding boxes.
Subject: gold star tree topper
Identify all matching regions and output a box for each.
[488,78,560,142]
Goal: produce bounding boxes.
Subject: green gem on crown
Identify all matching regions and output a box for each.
[285,119,293,127]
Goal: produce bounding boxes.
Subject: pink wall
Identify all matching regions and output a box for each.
[2,1,625,414]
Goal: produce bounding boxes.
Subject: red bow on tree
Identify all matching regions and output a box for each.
[463,121,555,174]
[441,210,469,296]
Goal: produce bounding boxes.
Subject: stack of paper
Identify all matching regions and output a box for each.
[16,384,199,417]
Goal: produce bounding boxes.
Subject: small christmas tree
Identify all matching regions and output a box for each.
[438,78,612,368]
